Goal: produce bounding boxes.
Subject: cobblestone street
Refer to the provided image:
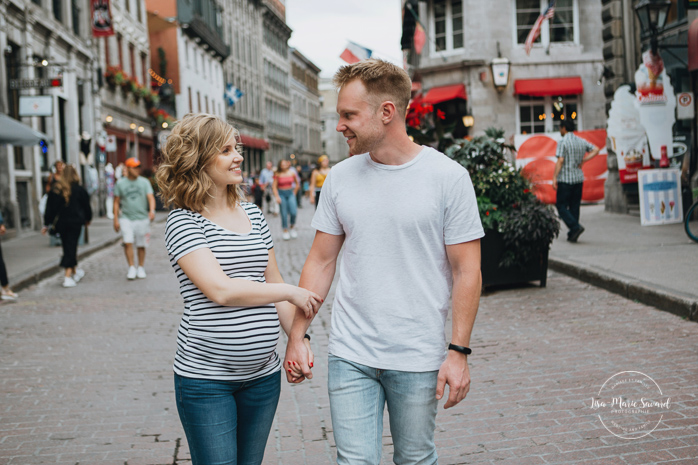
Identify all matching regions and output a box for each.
[1,204,697,465]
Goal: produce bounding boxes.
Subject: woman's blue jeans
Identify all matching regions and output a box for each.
[174,371,280,465]
[278,188,297,230]
[328,355,439,465]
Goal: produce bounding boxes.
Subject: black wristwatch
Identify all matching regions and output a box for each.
[304,333,311,341]
[448,343,471,355]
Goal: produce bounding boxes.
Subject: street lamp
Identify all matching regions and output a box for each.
[634,0,672,54]
[490,42,511,93]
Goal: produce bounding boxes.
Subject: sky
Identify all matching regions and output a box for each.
[285,0,404,79]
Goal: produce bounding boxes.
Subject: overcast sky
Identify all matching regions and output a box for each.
[285,0,404,78]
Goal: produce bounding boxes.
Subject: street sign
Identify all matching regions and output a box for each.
[19,95,53,116]
[106,135,117,152]
[9,77,62,90]
[677,92,694,120]
[689,0,698,9]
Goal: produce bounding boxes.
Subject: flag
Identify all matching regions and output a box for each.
[225,84,244,107]
[524,0,555,55]
[413,22,426,55]
[340,41,373,64]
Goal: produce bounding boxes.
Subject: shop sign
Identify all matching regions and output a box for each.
[106,135,117,152]
[607,86,651,184]
[638,169,682,226]
[19,95,53,117]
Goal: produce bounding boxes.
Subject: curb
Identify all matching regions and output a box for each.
[548,256,698,322]
[8,216,168,293]
[10,236,122,292]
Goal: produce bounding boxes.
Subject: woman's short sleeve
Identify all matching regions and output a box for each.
[256,206,274,250]
[165,209,209,262]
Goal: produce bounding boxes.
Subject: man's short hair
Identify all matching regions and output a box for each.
[560,120,576,132]
[332,59,412,118]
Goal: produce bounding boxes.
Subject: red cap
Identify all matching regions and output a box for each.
[125,158,141,168]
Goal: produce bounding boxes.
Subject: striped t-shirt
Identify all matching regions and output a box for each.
[164,203,279,381]
[556,133,595,184]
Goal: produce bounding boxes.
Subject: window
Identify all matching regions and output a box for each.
[53,0,63,22]
[518,94,579,134]
[516,0,576,48]
[431,0,463,52]
[666,0,687,26]
[129,43,135,79]
[117,34,123,69]
[71,0,80,36]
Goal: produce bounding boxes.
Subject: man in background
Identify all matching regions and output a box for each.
[113,157,155,279]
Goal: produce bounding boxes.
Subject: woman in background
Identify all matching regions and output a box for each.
[272,159,300,240]
[0,212,18,300]
[309,155,330,208]
[42,165,92,288]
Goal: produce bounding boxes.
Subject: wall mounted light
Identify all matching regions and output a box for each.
[462,115,475,127]
[490,42,511,93]
[138,126,145,133]
[130,123,137,130]
[105,115,113,123]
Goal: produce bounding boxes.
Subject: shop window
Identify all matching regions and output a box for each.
[666,0,687,26]
[53,0,63,23]
[431,0,464,53]
[515,0,577,48]
[518,94,579,134]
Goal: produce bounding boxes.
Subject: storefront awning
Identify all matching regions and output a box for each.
[423,83,467,104]
[240,134,269,150]
[0,113,51,145]
[514,77,584,97]
[689,18,698,71]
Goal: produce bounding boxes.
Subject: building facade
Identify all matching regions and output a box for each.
[261,0,292,164]
[408,0,605,139]
[100,0,153,174]
[222,0,267,175]
[319,77,349,163]
[1,0,97,234]
[290,48,321,166]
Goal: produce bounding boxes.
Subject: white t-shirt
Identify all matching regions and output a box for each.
[312,146,484,371]
[164,203,280,381]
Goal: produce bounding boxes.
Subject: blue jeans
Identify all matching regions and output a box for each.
[278,188,297,230]
[174,371,281,465]
[328,355,439,465]
[555,182,583,236]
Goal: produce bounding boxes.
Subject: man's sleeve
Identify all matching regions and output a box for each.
[444,172,485,245]
[310,171,344,236]
[556,139,565,158]
[144,178,154,195]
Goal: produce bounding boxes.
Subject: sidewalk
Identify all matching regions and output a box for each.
[2,212,168,291]
[549,204,698,321]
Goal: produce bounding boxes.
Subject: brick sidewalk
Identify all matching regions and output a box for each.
[1,203,696,465]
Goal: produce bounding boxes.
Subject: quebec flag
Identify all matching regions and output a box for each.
[225,84,244,107]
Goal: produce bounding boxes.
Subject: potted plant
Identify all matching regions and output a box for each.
[406,101,455,153]
[445,128,560,288]
[104,66,125,89]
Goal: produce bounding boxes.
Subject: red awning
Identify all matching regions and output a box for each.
[689,18,698,71]
[240,134,269,150]
[423,84,467,104]
[514,77,584,97]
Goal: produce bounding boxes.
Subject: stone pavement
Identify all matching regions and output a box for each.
[1,203,697,465]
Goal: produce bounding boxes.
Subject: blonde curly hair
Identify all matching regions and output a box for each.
[155,113,244,212]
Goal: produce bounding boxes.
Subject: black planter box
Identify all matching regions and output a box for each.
[480,229,549,288]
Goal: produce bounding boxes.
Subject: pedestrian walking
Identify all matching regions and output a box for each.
[41,165,92,288]
[283,59,484,465]
[309,155,331,208]
[552,120,600,242]
[272,159,300,240]
[154,113,321,465]
[45,159,65,193]
[0,212,18,300]
[113,157,156,280]
[259,161,278,216]
[251,176,265,210]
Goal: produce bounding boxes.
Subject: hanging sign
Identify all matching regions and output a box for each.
[677,92,694,119]
[91,0,114,37]
[19,96,53,116]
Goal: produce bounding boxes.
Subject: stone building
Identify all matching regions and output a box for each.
[222,0,267,174]
[319,77,349,163]
[407,0,606,139]
[0,0,97,234]
[261,0,292,164]
[100,0,153,171]
[290,47,321,166]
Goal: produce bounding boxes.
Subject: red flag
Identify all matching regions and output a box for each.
[91,0,115,37]
[524,0,555,55]
[414,22,426,55]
